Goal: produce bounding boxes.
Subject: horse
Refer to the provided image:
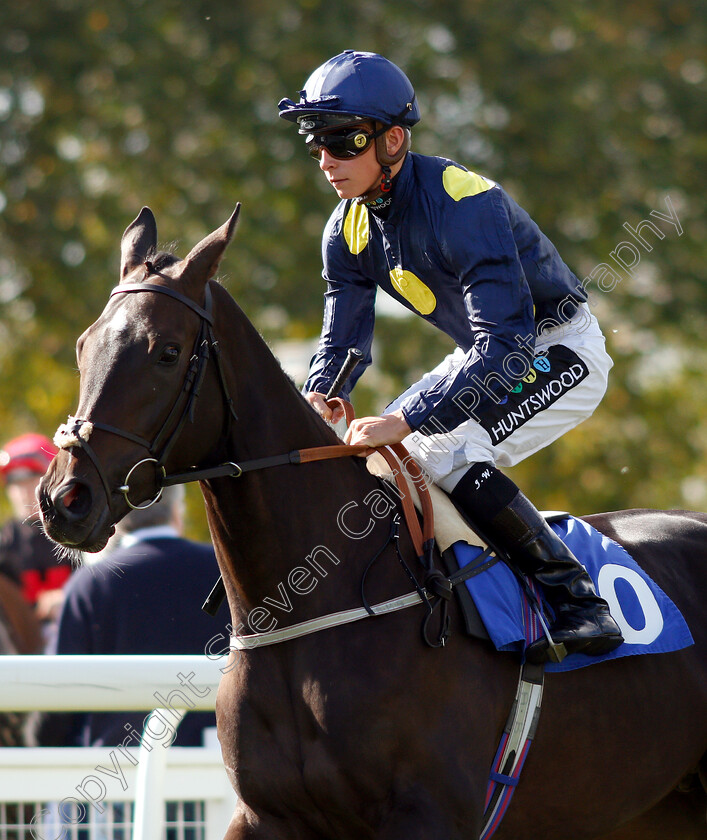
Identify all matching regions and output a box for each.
[38,207,707,839]
[0,571,42,655]
[0,572,42,746]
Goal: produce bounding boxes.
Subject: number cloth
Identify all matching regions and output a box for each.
[453,515,693,672]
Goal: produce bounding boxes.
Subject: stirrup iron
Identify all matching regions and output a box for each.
[534,604,567,663]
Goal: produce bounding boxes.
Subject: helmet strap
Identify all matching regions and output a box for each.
[357,123,410,205]
[357,168,391,206]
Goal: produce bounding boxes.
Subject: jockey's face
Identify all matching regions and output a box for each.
[316,125,408,201]
[317,139,384,200]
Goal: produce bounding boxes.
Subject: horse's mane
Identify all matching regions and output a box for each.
[208,278,348,451]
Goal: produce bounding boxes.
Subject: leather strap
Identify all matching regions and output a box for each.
[298,439,434,561]
[297,443,370,463]
[375,446,425,557]
[111,283,214,324]
[326,396,356,427]
[390,442,435,546]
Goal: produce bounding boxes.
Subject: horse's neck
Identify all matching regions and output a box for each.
[206,291,389,623]
[203,427,386,627]
[227,312,341,455]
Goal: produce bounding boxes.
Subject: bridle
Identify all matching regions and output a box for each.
[54,278,238,516]
[54,274,450,643]
[54,277,410,521]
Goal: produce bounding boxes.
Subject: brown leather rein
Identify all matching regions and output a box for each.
[55,277,434,558]
[54,277,441,637]
[159,412,435,560]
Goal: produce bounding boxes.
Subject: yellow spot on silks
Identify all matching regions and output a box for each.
[343,202,369,255]
[442,166,493,201]
[389,268,437,315]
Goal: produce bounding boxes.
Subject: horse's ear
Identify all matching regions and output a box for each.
[182,204,241,286]
[120,207,157,280]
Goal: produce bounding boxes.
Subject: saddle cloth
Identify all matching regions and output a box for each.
[365,450,692,671]
[452,514,694,672]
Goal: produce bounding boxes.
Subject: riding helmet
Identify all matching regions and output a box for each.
[278,50,420,132]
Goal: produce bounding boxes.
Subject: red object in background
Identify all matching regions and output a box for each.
[0,433,58,481]
[21,566,72,605]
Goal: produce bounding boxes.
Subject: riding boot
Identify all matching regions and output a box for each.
[450,465,624,664]
[487,493,624,663]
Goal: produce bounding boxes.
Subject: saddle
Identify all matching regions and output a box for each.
[366,450,488,554]
[364,449,491,640]
[366,447,693,671]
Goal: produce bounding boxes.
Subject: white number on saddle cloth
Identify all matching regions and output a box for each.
[597,563,664,645]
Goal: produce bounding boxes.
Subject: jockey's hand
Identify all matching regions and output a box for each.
[344,411,411,454]
[305,392,346,424]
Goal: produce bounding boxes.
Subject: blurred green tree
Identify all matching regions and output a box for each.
[0,0,705,535]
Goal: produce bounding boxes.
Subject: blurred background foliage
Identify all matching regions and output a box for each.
[0,0,705,538]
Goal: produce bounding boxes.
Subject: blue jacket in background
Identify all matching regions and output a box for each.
[38,535,227,748]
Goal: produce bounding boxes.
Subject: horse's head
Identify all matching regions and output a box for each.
[39,205,240,552]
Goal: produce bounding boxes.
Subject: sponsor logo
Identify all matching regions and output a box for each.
[478,346,588,444]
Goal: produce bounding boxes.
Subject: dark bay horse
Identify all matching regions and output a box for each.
[39,207,707,839]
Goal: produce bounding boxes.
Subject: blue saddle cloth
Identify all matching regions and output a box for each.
[453,515,693,672]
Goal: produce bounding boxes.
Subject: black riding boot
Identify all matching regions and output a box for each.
[450,465,624,664]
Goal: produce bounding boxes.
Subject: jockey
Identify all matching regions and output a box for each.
[278,50,623,664]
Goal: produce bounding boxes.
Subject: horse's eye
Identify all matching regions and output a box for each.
[158,344,181,366]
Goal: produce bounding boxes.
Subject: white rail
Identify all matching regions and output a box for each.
[0,745,237,840]
[0,655,223,711]
[0,654,238,839]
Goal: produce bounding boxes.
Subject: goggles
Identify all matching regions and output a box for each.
[306,125,385,161]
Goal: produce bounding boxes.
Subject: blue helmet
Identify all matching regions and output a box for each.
[278,50,420,131]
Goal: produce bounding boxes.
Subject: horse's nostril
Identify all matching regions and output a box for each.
[53,482,92,521]
[61,485,80,509]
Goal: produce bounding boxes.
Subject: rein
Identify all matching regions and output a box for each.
[54,276,449,644]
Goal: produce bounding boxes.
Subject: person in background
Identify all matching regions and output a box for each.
[0,433,66,642]
[36,484,227,748]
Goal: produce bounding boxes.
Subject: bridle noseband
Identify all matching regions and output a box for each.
[54,279,238,516]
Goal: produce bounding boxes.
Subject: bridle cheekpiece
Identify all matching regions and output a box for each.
[54,277,238,516]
